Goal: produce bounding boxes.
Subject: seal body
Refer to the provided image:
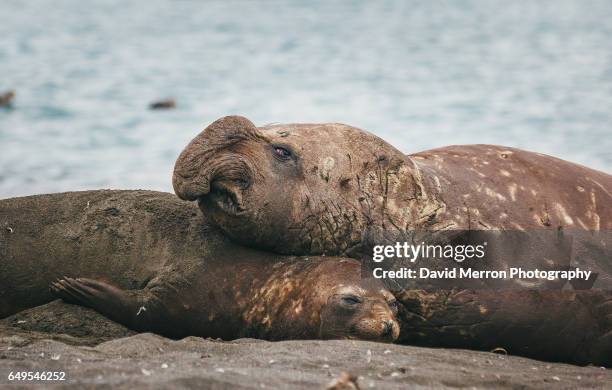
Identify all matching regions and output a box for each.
[411,144,611,233]
[173,116,612,257]
[0,190,399,342]
[172,116,612,365]
[396,288,612,366]
[173,117,612,287]
[402,145,612,291]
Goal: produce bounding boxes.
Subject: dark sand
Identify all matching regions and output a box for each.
[0,301,609,389]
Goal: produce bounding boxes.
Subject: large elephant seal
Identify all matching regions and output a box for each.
[0,190,399,342]
[173,116,612,257]
[173,116,612,366]
[173,116,612,288]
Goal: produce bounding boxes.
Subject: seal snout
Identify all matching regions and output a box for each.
[320,284,400,343]
[382,320,394,337]
[348,305,400,343]
[172,115,258,202]
[369,306,400,342]
[192,155,253,216]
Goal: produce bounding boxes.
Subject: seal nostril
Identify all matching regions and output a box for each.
[199,180,246,215]
[382,321,393,336]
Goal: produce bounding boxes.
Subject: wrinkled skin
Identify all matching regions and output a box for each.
[0,190,399,343]
[173,116,612,258]
[173,116,442,257]
[396,288,612,366]
[174,116,612,366]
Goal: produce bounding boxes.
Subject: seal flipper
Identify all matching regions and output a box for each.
[50,277,180,337]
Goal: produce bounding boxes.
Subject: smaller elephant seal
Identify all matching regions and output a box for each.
[1,190,399,342]
[50,258,400,342]
[0,90,15,108]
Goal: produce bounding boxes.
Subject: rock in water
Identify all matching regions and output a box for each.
[0,90,15,108]
[149,98,176,110]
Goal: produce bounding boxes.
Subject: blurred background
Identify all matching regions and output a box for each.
[1,0,611,199]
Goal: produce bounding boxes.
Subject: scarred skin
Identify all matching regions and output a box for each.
[173,115,612,366]
[0,190,399,342]
[173,116,612,258]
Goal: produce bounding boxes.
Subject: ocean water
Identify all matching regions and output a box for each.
[1,0,611,199]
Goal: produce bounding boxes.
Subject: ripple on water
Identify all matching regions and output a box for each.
[0,0,611,198]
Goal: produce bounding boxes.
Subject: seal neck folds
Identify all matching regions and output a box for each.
[173,116,447,257]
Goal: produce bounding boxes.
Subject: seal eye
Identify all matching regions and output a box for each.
[341,295,362,306]
[272,145,292,161]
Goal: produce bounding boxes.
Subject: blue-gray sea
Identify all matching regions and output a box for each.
[1,0,611,199]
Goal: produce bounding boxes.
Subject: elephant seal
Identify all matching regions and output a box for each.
[173,116,612,366]
[173,116,612,257]
[396,288,612,366]
[173,116,612,288]
[0,190,399,342]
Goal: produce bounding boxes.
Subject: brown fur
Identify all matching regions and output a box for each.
[173,116,612,257]
[173,116,612,366]
[0,190,399,342]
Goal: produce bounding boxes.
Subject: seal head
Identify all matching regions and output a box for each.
[320,278,400,341]
[173,116,430,256]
